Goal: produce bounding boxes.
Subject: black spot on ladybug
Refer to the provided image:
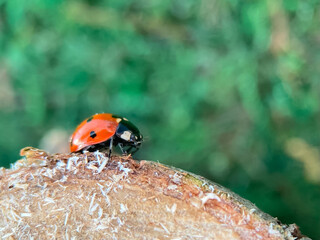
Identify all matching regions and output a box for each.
[90,131,97,138]
[87,117,94,123]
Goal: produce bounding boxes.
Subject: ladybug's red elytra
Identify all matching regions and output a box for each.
[70,113,143,157]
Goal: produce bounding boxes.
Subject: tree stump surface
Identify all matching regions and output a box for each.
[0,147,310,239]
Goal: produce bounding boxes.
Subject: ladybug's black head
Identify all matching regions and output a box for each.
[115,117,143,154]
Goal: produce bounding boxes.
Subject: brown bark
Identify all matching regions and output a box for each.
[0,147,310,239]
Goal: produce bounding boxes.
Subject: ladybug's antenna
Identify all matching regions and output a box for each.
[141,135,150,142]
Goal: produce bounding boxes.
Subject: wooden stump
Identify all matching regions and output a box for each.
[0,147,310,239]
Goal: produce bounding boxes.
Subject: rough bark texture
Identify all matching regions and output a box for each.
[0,147,310,239]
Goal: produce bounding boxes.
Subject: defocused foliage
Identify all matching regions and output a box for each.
[0,0,320,238]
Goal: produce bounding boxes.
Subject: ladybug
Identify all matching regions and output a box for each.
[70,113,143,157]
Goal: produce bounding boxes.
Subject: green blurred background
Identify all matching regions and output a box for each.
[0,0,320,238]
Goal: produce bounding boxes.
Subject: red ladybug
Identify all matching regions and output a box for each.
[70,113,143,156]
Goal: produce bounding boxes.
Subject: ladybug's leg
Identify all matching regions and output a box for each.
[129,147,139,155]
[118,143,127,155]
[108,137,114,159]
[126,146,133,154]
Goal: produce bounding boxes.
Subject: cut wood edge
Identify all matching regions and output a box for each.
[0,147,310,240]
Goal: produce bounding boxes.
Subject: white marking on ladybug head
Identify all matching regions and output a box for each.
[115,118,122,123]
[120,131,131,141]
